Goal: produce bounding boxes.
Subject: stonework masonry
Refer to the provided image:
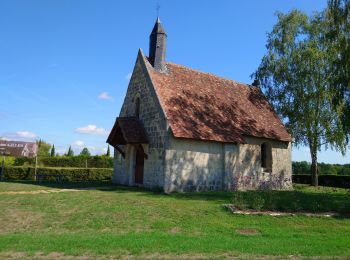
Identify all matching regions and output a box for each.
[112,51,292,192]
[113,51,168,189]
[164,135,292,192]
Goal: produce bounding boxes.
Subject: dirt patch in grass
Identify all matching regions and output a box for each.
[0,209,43,234]
[0,252,302,259]
[0,252,27,259]
[169,227,182,234]
[0,186,112,195]
[35,252,91,259]
[0,189,85,195]
[235,228,261,236]
[0,251,91,259]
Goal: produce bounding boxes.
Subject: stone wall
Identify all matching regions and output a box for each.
[113,51,168,189]
[224,136,292,190]
[164,134,292,192]
[164,135,224,192]
[271,140,293,189]
[113,148,127,184]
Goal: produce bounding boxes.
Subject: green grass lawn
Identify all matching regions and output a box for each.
[0,182,349,259]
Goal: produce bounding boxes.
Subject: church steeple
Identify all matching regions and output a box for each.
[149,17,167,72]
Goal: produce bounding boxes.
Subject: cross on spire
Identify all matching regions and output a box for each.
[156,2,160,16]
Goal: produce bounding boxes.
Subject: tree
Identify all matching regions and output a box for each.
[254,10,348,186]
[36,139,51,157]
[106,145,111,157]
[326,0,350,137]
[292,161,310,174]
[66,146,74,157]
[50,144,55,157]
[79,147,91,157]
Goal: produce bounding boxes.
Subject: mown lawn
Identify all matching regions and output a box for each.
[0,182,349,259]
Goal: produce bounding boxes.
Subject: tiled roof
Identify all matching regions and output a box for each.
[0,141,37,157]
[107,117,148,146]
[146,59,292,143]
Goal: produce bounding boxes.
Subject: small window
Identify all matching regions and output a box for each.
[135,97,140,118]
[261,142,272,172]
[261,143,267,168]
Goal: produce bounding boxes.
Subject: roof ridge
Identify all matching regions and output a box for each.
[165,61,253,89]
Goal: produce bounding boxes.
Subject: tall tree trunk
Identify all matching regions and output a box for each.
[310,146,318,187]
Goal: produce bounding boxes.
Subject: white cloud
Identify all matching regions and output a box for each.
[67,142,109,155]
[56,150,65,155]
[98,92,112,100]
[75,125,108,136]
[125,72,132,80]
[16,131,37,139]
[1,131,37,141]
[89,146,108,155]
[73,140,84,147]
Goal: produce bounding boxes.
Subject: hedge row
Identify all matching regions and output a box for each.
[13,156,113,168]
[0,167,113,182]
[292,174,350,189]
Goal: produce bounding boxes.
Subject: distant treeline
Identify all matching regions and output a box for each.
[293,161,350,175]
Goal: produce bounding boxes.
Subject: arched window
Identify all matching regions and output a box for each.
[135,97,140,118]
[261,142,272,172]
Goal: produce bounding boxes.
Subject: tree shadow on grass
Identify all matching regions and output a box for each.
[2,181,349,215]
[228,189,350,216]
[136,187,350,215]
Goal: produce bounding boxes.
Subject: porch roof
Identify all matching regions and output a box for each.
[107,117,149,146]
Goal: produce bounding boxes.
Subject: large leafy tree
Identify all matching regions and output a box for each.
[254,10,348,186]
[79,147,91,157]
[36,139,51,157]
[326,0,350,136]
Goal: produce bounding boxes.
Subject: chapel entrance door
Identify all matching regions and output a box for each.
[134,145,144,184]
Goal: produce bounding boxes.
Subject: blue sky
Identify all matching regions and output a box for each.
[0,0,348,163]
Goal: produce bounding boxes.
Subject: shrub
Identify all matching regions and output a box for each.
[1,167,34,180]
[251,194,265,211]
[1,156,16,167]
[231,192,247,210]
[13,157,35,166]
[1,167,113,182]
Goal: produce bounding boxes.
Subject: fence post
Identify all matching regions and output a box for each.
[0,156,4,181]
[34,156,38,181]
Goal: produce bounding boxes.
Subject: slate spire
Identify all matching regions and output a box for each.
[149,17,167,72]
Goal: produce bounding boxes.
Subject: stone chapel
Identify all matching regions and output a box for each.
[107,18,292,192]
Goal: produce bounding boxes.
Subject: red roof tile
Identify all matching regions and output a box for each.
[146,60,292,143]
